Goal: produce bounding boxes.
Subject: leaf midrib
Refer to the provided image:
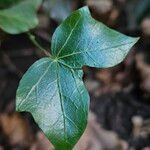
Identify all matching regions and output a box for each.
[56,62,67,142]
[57,40,137,60]
[56,14,82,57]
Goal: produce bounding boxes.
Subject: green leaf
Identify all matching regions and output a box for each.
[0,0,42,34]
[16,6,139,150]
[16,58,89,150]
[51,7,139,68]
[0,0,22,9]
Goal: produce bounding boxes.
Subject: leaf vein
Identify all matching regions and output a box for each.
[56,15,82,57]
[18,61,54,109]
[58,41,135,60]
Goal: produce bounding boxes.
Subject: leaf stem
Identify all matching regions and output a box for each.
[27,32,51,57]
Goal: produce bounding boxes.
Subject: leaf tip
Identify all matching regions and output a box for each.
[78,6,90,14]
[135,37,140,43]
[129,36,140,48]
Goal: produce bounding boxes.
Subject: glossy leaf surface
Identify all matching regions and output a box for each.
[0,0,21,9]
[51,7,139,68]
[16,58,89,150]
[16,6,139,150]
[0,0,42,34]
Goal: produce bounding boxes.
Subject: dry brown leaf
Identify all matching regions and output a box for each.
[0,113,33,147]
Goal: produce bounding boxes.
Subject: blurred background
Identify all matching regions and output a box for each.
[0,0,150,149]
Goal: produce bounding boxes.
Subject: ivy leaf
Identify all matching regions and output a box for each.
[0,0,42,34]
[16,58,89,149]
[0,0,22,9]
[51,7,139,68]
[16,7,139,150]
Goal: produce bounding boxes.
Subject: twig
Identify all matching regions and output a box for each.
[27,32,51,57]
